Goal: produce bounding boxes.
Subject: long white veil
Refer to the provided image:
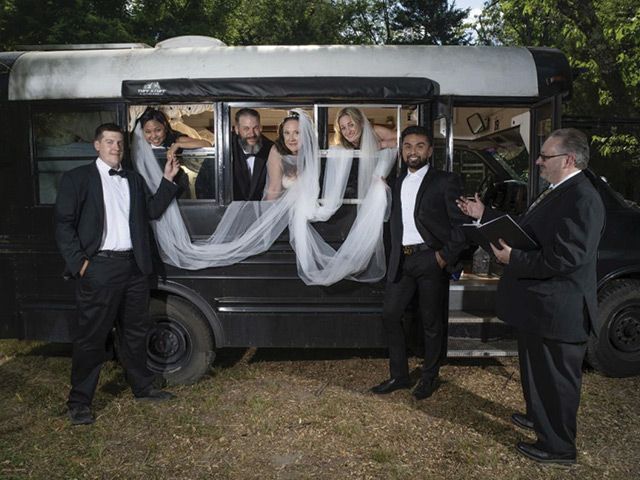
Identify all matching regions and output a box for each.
[132,109,396,285]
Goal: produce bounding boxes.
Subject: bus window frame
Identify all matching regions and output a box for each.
[127,102,217,203]
[29,100,124,207]
[222,101,315,206]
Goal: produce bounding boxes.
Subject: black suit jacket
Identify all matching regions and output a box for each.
[232,134,274,201]
[55,161,179,277]
[387,166,468,282]
[483,172,605,342]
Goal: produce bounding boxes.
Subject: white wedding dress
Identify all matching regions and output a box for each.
[131,109,397,285]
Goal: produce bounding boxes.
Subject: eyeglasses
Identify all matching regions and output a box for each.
[538,152,569,162]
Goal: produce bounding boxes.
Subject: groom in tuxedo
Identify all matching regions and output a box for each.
[194,108,273,200]
[55,123,180,425]
[371,125,467,400]
[231,108,274,200]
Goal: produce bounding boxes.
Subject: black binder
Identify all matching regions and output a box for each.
[462,215,537,252]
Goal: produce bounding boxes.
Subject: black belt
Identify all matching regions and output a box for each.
[402,243,431,256]
[96,250,134,258]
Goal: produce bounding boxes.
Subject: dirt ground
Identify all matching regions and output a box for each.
[0,340,638,479]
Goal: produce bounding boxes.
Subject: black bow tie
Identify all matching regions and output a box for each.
[109,168,127,178]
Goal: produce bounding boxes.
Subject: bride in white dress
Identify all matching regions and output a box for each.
[131,108,397,285]
[264,112,300,200]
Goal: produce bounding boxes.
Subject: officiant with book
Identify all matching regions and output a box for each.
[456,128,605,465]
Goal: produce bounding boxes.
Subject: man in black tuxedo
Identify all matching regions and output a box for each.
[457,128,605,464]
[371,126,467,400]
[55,123,180,425]
[195,108,273,200]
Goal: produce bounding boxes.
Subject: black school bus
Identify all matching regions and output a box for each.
[1,37,638,383]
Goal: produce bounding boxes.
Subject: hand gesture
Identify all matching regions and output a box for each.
[456,193,485,220]
[163,154,180,181]
[166,143,179,163]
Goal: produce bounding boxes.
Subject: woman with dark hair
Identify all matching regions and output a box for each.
[139,108,211,157]
[264,112,301,200]
[138,108,211,198]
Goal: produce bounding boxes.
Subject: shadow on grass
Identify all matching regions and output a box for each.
[0,341,137,414]
[412,379,524,449]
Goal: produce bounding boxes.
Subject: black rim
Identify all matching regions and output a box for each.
[608,304,640,354]
[147,318,193,373]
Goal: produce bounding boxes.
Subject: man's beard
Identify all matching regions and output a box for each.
[404,154,428,170]
[239,136,262,155]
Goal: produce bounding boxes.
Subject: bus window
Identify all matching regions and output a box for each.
[227,106,312,201]
[324,105,403,201]
[33,110,116,204]
[129,104,215,200]
[452,106,530,214]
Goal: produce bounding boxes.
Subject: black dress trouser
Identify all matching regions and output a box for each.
[518,330,587,455]
[382,249,449,381]
[68,255,155,408]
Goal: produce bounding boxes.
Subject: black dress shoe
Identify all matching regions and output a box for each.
[370,377,411,394]
[68,405,95,426]
[511,412,534,431]
[516,441,576,465]
[412,377,439,400]
[135,388,176,402]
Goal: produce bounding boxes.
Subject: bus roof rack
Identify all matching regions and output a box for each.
[14,43,151,51]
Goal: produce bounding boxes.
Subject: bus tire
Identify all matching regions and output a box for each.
[587,279,640,377]
[147,294,215,385]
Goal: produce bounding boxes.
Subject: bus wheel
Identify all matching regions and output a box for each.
[146,294,215,385]
[587,279,640,377]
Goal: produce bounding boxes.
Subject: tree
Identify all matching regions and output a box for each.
[222,0,345,45]
[128,0,233,45]
[475,0,639,117]
[339,0,471,45]
[390,0,470,45]
[0,0,135,48]
[339,0,394,44]
[474,0,640,202]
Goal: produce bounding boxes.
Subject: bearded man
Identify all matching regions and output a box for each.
[371,125,467,400]
[195,108,273,200]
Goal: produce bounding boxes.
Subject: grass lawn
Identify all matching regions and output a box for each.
[0,340,638,479]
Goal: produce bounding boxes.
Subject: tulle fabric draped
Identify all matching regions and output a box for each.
[131,109,396,286]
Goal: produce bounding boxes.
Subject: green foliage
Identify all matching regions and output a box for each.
[475,0,639,118]
[474,0,640,200]
[592,133,640,164]
[390,0,470,44]
[0,0,136,46]
[223,0,345,45]
[127,0,233,45]
[0,0,472,48]
[338,0,470,45]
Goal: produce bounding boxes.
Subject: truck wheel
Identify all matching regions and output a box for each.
[587,279,640,377]
[147,294,215,385]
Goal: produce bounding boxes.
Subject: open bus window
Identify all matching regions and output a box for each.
[33,110,117,204]
[433,106,531,215]
[129,104,215,200]
[321,105,412,202]
[227,106,313,201]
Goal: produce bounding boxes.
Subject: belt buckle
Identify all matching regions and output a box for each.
[403,245,415,256]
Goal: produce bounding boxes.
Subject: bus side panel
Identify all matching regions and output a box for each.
[164,254,388,348]
[0,102,30,338]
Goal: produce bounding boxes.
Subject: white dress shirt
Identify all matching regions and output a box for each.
[96,158,133,251]
[246,155,255,176]
[401,164,429,246]
[551,169,581,189]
